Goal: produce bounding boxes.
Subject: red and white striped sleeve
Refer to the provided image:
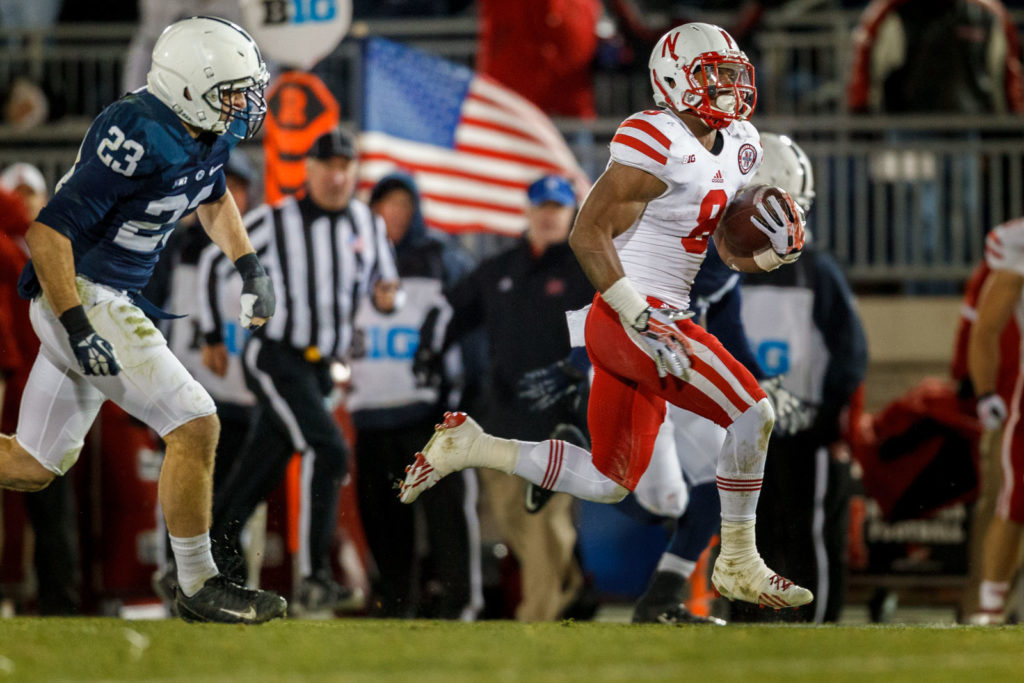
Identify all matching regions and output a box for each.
[609,111,675,181]
[986,219,1024,275]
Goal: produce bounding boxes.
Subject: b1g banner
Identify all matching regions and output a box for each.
[240,0,352,69]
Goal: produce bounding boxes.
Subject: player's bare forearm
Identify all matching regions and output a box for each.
[197,191,254,263]
[969,270,1023,395]
[25,221,84,316]
[713,230,762,273]
[569,162,666,292]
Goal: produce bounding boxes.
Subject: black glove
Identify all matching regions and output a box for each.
[235,252,275,330]
[60,305,120,376]
[412,345,443,388]
[517,357,587,412]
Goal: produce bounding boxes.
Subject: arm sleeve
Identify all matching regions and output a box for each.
[811,253,869,443]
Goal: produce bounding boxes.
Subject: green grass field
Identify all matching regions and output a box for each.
[2,618,1024,683]
[0,618,1022,682]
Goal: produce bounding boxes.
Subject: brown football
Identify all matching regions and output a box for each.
[716,184,789,257]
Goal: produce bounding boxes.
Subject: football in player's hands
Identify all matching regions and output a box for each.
[716,184,797,257]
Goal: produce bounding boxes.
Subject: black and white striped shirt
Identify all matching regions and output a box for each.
[197,194,398,359]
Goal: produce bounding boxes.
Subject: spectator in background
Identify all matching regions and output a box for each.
[417,175,595,621]
[848,0,1024,290]
[733,134,868,623]
[848,0,1023,116]
[201,128,397,615]
[0,171,81,615]
[475,0,601,175]
[0,164,48,223]
[352,0,472,18]
[476,0,600,119]
[347,173,482,619]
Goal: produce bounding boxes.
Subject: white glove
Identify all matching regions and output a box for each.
[977,392,1008,431]
[751,190,805,271]
[623,306,694,379]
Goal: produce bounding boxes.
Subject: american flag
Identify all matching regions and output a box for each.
[357,38,590,236]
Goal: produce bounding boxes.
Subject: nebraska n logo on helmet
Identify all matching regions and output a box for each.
[649,22,756,130]
[147,16,270,140]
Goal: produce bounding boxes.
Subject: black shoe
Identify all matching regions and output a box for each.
[525,423,589,514]
[212,537,248,585]
[152,564,179,617]
[634,602,726,626]
[175,574,287,624]
[294,570,365,615]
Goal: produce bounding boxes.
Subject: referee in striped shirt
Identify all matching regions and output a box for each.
[197,127,399,612]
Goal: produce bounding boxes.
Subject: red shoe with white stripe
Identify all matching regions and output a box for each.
[399,412,483,504]
[711,555,813,609]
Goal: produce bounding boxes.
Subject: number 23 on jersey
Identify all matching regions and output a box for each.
[97,125,145,177]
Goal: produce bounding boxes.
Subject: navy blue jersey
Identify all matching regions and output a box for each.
[19,90,239,298]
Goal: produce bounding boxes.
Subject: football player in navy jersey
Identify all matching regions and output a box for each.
[0,16,286,624]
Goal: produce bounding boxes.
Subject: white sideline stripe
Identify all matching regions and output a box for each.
[298,449,315,579]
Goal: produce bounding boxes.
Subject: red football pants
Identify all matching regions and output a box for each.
[584,294,765,490]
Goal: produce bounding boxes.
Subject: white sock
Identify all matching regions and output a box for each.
[718,519,759,565]
[170,532,219,597]
[979,580,1010,612]
[511,439,627,503]
[656,553,696,580]
[716,399,771,522]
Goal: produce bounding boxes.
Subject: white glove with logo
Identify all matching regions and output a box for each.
[752,190,806,271]
[977,392,1008,431]
[602,277,694,379]
[624,307,694,379]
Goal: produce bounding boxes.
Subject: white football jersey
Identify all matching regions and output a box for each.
[608,108,762,309]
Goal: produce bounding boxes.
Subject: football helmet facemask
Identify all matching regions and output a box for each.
[147,16,269,140]
[649,22,756,130]
[751,133,815,213]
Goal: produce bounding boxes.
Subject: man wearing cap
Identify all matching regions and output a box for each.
[199,127,398,614]
[416,174,595,620]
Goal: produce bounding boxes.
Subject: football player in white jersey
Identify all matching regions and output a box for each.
[399,23,811,609]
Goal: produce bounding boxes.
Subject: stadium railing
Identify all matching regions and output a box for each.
[3,12,1024,286]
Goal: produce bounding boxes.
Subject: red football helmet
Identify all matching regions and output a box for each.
[648,23,756,130]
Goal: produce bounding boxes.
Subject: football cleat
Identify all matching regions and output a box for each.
[711,556,813,609]
[293,570,366,616]
[399,411,482,504]
[176,574,287,624]
[633,601,726,626]
[968,610,1007,626]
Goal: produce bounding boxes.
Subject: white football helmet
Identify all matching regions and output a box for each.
[751,133,815,212]
[649,23,756,130]
[147,16,269,140]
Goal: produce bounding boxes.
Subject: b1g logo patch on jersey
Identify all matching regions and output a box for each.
[738,143,757,174]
